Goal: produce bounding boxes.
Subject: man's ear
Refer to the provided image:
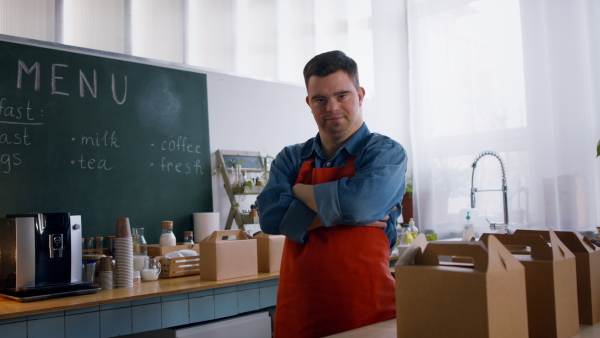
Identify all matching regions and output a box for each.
[305,96,310,106]
[358,87,366,105]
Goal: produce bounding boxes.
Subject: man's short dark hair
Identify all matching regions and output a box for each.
[303,50,360,90]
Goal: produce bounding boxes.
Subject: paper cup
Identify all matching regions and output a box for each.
[116,218,132,238]
[193,212,220,243]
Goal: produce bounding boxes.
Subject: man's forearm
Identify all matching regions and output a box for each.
[292,183,318,212]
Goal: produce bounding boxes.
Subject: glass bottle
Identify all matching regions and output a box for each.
[159,221,177,247]
[183,231,194,244]
[132,228,148,256]
[106,236,116,257]
[95,236,104,255]
[85,237,94,255]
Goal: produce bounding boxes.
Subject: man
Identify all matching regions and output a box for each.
[257,50,407,337]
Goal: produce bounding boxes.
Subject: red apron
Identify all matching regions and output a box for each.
[274,157,396,338]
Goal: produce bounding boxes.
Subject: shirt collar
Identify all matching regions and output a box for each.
[301,123,370,160]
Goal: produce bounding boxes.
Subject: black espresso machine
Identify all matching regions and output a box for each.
[0,212,100,302]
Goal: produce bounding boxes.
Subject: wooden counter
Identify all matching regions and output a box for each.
[0,272,279,320]
[327,319,600,338]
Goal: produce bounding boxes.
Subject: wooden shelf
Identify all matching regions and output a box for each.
[215,150,268,231]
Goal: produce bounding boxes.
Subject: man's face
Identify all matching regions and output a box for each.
[305,70,365,142]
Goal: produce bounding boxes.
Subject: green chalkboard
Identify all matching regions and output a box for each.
[0,37,212,244]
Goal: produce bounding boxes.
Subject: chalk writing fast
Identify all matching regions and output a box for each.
[16,60,128,105]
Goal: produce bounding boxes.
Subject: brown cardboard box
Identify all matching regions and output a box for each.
[254,232,284,273]
[480,230,579,338]
[200,230,257,281]
[144,244,199,257]
[395,234,528,338]
[514,229,600,325]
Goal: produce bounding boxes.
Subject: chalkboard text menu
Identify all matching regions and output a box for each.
[0,37,211,244]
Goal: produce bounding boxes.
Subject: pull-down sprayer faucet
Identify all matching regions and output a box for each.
[470,151,509,231]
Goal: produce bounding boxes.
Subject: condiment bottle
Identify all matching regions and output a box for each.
[183,231,194,244]
[159,221,176,247]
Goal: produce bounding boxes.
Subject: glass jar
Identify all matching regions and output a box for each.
[95,236,104,255]
[183,231,194,244]
[141,257,161,281]
[84,237,94,255]
[159,221,176,247]
[132,228,148,255]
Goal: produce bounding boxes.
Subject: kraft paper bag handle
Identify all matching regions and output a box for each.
[204,230,250,242]
[485,235,525,273]
[577,231,599,253]
[418,241,489,272]
[480,233,553,260]
[515,229,596,254]
[548,230,575,260]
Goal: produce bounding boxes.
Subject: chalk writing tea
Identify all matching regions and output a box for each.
[0,153,21,173]
[159,157,203,175]
[76,154,113,170]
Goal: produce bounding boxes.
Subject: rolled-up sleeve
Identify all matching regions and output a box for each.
[314,139,407,228]
[257,147,314,244]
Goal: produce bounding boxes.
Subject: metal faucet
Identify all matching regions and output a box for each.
[470,151,509,231]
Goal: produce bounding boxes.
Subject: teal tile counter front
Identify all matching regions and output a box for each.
[0,273,279,338]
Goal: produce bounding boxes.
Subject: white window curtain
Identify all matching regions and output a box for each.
[408,0,600,238]
[0,0,375,89]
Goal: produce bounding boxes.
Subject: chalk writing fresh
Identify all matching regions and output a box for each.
[160,157,203,175]
[16,60,128,105]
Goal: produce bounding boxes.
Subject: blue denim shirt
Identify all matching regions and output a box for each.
[257,123,407,251]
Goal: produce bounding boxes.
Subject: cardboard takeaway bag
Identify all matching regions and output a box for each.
[254,232,284,273]
[480,231,579,338]
[395,234,528,338]
[199,230,257,281]
[514,229,600,325]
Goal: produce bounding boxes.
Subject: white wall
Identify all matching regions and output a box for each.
[206,73,314,227]
[207,0,411,229]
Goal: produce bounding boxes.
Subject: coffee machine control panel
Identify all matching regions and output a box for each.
[49,234,64,258]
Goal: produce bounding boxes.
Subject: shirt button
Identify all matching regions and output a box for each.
[327,162,332,167]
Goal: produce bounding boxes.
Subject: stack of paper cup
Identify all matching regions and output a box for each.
[98,257,114,289]
[193,212,220,243]
[98,271,114,289]
[115,218,133,288]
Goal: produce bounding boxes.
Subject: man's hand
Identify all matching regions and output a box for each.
[364,207,397,228]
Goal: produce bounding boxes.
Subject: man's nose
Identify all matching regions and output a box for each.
[326,99,339,112]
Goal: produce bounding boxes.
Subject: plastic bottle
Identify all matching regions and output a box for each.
[409,218,418,240]
[396,222,403,246]
[159,221,177,247]
[399,224,411,245]
[462,211,474,238]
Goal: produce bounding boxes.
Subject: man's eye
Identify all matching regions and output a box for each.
[315,99,325,104]
[338,94,347,100]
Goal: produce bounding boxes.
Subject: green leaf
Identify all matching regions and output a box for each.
[597,139,600,157]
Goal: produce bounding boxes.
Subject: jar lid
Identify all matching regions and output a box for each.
[184,231,193,236]
[162,221,173,229]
